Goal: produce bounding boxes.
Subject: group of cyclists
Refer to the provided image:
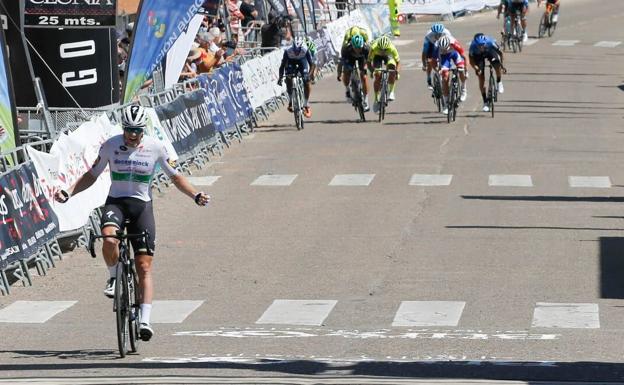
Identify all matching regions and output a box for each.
[274,0,561,120]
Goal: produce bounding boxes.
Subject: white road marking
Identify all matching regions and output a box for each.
[329,174,375,186]
[175,326,559,340]
[392,301,465,327]
[186,176,221,186]
[524,38,539,46]
[489,175,533,187]
[251,174,298,186]
[409,174,453,186]
[532,302,600,329]
[391,39,414,46]
[151,300,204,323]
[594,41,621,48]
[256,299,337,326]
[552,40,580,46]
[0,301,76,323]
[568,176,611,188]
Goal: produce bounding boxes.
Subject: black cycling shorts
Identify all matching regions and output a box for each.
[509,2,526,15]
[101,196,156,255]
[341,53,366,72]
[472,51,501,72]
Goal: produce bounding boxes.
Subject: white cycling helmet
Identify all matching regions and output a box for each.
[438,36,451,51]
[121,105,147,129]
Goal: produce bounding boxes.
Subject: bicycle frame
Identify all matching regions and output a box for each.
[373,67,397,123]
[285,73,305,130]
[349,62,366,122]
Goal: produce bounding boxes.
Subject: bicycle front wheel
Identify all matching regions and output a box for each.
[128,269,140,353]
[538,14,547,38]
[115,263,129,358]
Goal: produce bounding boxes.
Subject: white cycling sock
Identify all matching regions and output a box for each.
[108,264,117,278]
[140,303,152,324]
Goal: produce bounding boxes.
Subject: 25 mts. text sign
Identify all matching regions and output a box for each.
[24,0,117,28]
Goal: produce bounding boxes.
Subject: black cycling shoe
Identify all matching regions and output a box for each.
[139,323,154,341]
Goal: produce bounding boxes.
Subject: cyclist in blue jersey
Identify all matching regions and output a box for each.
[278,37,314,118]
[55,105,210,342]
[421,23,454,90]
[469,33,507,112]
[498,0,529,42]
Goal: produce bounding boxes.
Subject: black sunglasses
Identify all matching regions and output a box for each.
[124,126,144,134]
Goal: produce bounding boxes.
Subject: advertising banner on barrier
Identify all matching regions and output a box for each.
[123,0,205,102]
[240,49,286,109]
[307,29,332,69]
[197,74,227,133]
[0,163,59,270]
[222,64,254,122]
[165,14,204,89]
[0,26,18,156]
[400,0,453,14]
[324,10,370,57]
[24,0,117,27]
[155,90,217,155]
[27,114,119,232]
[360,3,392,38]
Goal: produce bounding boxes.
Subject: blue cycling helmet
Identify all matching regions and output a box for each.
[475,34,488,45]
[431,23,444,34]
[351,34,364,49]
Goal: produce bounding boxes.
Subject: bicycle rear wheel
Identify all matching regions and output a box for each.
[548,15,557,37]
[378,79,387,123]
[115,263,129,358]
[452,81,458,122]
[538,14,547,38]
[447,81,454,124]
[293,82,303,130]
[433,72,443,112]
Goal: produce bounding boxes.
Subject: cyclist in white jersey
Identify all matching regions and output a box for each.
[54,105,210,342]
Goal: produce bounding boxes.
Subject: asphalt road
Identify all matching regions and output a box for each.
[1,0,624,383]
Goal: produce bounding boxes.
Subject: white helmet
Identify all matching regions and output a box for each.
[438,36,451,51]
[121,105,147,129]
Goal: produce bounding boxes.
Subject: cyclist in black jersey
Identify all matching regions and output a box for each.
[55,105,210,342]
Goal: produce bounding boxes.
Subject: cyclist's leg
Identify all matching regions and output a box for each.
[475,57,486,103]
[521,5,528,36]
[301,64,311,106]
[128,199,156,330]
[490,53,504,92]
[359,58,369,96]
[101,199,124,280]
[372,56,383,101]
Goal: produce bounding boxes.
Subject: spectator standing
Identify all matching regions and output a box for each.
[239,0,258,29]
[226,0,244,39]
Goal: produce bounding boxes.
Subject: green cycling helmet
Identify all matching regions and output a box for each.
[377,35,391,50]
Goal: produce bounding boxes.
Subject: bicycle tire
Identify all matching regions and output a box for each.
[516,22,523,52]
[452,79,458,122]
[115,262,129,358]
[548,19,556,37]
[447,78,454,124]
[378,76,387,123]
[538,14,547,38]
[128,269,140,353]
[293,81,302,130]
[433,73,443,112]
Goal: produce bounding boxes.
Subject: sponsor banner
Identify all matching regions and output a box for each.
[0,25,18,156]
[222,64,254,122]
[0,0,38,106]
[24,0,117,28]
[240,49,286,109]
[164,14,204,88]
[400,0,453,14]
[154,89,217,155]
[197,74,227,133]
[0,162,60,270]
[27,113,118,232]
[123,0,205,103]
[25,27,119,108]
[324,10,370,57]
[360,3,392,38]
[307,29,332,69]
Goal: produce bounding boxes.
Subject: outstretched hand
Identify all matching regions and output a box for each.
[54,189,70,203]
[194,192,210,206]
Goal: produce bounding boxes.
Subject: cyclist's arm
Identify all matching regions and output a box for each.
[68,142,111,197]
[390,46,400,69]
[278,51,288,79]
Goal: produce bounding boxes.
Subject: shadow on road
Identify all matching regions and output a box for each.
[2,358,624,381]
[1,349,118,361]
[461,195,624,203]
[446,225,624,231]
[598,237,624,299]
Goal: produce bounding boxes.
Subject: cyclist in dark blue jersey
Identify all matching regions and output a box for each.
[469,33,507,112]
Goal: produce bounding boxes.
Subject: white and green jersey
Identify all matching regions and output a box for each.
[90,134,178,202]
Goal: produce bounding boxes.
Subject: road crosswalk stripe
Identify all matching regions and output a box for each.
[489,174,533,187]
[552,40,580,46]
[251,174,298,186]
[532,303,600,329]
[151,300,204,323]
[594,41,621,48]
[409,174,453,186]
[187,176,221,186]
[392,40,415,46]
[256,299,337,326]
[392,301,465,327]
[0,301,76,323]
[568,176,611,188]
[329,174,375,186]
[524,38,539,46]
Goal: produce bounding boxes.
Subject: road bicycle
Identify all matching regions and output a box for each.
[374,66,396,123]
[349,62,367,122]
[446,67,463,123]
[486,63,498,118]
[89,223,150,358]
[286,73,305,130]
[502,12,523,53]
[430,68,443,113]
[538,2,558,38]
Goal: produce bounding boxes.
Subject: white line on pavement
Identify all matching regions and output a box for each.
[594,41,621,48]
[329,174,375,186]
[552,40,580,46]
[568,176,612,188]
[0,301,76,323]
[251,174,298,186]
[532,303,600,329]
[409,174,453,186]
[392,301,466,327]
[187,176,221,186]
[151,300,204,323]
[256,299,338,326]
[488,175,533,187]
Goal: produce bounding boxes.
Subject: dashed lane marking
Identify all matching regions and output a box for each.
[151,300,204,323]
[329,174,375,186]
[0,301,76,323]
[524,38,539,46]
[532,303,600,329]
[251,174,298,186]
[568,176,612,188]
[409,174,453,186]
[393,301,465,327]
[255,299,338,326]
[488,175,533,187]
[187,176,221,186]
[594,41,621,48]
[552,40,580,46]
